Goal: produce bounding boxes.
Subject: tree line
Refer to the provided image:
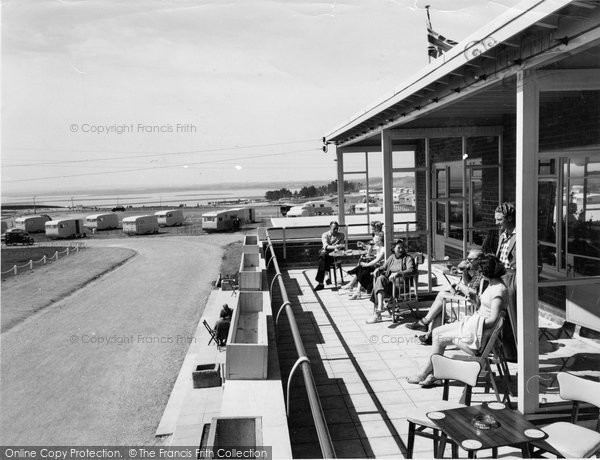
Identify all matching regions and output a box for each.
[265,180,357,201]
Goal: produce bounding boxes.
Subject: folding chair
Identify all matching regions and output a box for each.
[203,320,219,346]
[406,354,482,458]
[530,372,600,458]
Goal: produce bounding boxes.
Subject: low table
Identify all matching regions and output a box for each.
[329,249,367,288]
[427,401,547,458]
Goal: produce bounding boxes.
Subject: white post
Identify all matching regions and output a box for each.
[336,148,345,227]
[29,260,33,270]
[516,69,540,414]
[54,251,58,260]
[66,247,70,256]
[425,138,433,293]
[13,265,17,275]
[381,130,394,257]
[462,136,468,258]
[43,255,46,264]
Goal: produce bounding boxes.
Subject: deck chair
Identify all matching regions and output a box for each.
[387,252,422,323]
[203,320,218,346]
[531,372,600,458]
[406,354,482,458]
[449,311,512,405]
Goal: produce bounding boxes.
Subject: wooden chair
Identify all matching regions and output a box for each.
[531,372,600,458]
[406,354,482,458]
[388,252,422,322]
[448,311,512,405]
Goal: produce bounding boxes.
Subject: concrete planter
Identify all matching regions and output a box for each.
[206,416,263,451]
[238,253,265,291]
[242,234,261,255]
[192,363,222,389]
[225,292,268,380]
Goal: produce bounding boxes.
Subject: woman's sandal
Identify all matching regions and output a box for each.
[419,374,441,387]
[405,320,429,332]
[406,374,427,385]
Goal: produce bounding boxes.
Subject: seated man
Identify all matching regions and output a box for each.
[214,304,233,346]
[314,221,346,291]
[406,249,484,345]
[367,239,416,324]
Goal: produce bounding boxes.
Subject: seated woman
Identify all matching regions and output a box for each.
[407,253,507,386]
[214,304,233,346]
[406,249,484,345]
[340,234,386,299]
[366,239,416,324]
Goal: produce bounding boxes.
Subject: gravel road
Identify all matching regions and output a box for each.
[0,234,239,445]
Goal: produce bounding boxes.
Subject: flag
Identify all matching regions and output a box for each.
[426,6,457,60]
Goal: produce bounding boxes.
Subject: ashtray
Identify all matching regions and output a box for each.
[471,414,500,430]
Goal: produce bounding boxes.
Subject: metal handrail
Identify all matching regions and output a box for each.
[264,231,336,459]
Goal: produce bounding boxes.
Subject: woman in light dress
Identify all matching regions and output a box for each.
[407,253,507,386]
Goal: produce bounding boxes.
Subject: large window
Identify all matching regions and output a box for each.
[432,149,500,253]
[538,154,600,278]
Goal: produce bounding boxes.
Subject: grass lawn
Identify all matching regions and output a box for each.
[1,246,69,273]
[1,246,136,332]
[219,240,243,277]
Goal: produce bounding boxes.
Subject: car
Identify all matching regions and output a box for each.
[2,228,34,246]
[111,206,125,212]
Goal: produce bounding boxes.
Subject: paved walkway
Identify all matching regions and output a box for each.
[274,268,527,459]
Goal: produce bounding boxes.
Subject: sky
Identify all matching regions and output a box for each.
[1,0,522,199]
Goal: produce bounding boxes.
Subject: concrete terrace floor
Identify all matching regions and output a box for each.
[272,267,600,459]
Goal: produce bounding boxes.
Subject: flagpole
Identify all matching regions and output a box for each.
[425,5,432,63]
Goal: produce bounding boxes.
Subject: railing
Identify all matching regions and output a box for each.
[264,231,336,459]
[266,220,424,261]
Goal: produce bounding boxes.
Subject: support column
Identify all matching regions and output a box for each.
[381,130,394,257]
[516,70,540,414]
[425,138,432,292]
[336,148,345,227]
[462,136,468,258]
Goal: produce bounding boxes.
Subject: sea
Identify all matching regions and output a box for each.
[2,187,270,208]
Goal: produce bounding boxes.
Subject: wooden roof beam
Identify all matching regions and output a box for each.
[571,1,598,9]
[534,21,558,29]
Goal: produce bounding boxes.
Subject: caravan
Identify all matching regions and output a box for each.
[85,213,119,231]
[286,201,334,217]
[45,219,86,239]
[202,207,254,232]
[15,215,51,233]
[155,209,184,227]
[122,215,159,235]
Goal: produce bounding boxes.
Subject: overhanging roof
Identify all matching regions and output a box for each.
[325,0,600,147]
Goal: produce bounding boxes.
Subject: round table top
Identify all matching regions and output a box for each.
[331,249,367,257]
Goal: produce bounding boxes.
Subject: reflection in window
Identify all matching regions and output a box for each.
[538,155,600,278]
[449,201,463,240]
[470,169,483,229]
[448,161,463,197]
[436,169,446,198]
[436,203,445,236]
[538,181,557,243]
[564,156,600,276]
